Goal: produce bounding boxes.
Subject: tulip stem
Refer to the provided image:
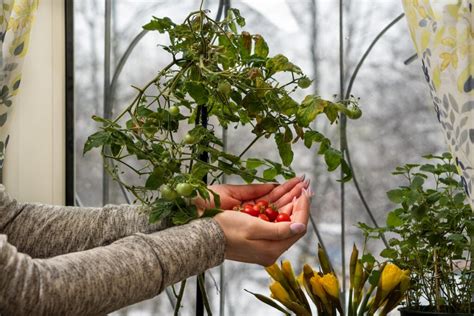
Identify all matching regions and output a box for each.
[357,285,375,316]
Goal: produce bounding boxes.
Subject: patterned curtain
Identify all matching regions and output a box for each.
[0,0,39,181]
[402,0,473,210]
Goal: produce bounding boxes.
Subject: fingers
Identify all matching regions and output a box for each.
[229,183,278,202]
[272,179,309,208]
[247,219,307,241]
[279,201,293,215]
[291,188,311,226]
[260,176,305,204]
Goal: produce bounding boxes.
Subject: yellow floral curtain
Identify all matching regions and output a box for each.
[402,0,473,209]
[0,0,39,178]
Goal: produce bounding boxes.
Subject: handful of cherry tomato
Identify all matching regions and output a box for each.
[234,200,291,223]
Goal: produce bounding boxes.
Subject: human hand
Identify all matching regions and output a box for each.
[213,187,312,266]
[194,176,309,211]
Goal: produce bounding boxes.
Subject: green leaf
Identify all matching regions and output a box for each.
[229,8,246,27]
[185,82,209,105]
[91,115,116,126]
[266,54,302,76]
[303,130,324,148]
[254,34,269,58]
[238,31,252,60]
[411,203,427,220]
[324,148,342,171]
[246,158,264,170]
[387,189,404,204]
[191,162,210,180]
[442,152,452,159]
[426,191,441,203]
[318,138,330,155]
[148,199,175,223]
[453,192,466,204]
[386,211,403,227]
[368,270,381,287]
[111,143,121,157]
[338,159,353,182]
[361,253,376,265]
[407,189,421,205]
[244,290,290,315]
[143,16,175,33]
[201,208,222,218]
[410,176,424,189]
[83,131,111,154]
[296,95,327,127]
[145,168,165,190]
[275,133,293,167]
[420,163,436,173]
[380,248,398,259]
[172,204,198,225]
[263,167,278,180]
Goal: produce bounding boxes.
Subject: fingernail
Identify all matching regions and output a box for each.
[290,223,306,234]
[307,187,314,197]
[303,179,310,187]
[292,196,297,203]
[299,174,306,181]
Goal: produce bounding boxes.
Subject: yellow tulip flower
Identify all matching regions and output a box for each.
[269,281,291,304]
[320,273,340,301]
[373,263,409,311]
[310,274,330,306]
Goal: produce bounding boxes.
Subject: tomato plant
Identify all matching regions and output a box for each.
[84,7,361,226]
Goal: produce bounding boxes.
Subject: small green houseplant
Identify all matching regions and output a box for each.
[360,153,473,315]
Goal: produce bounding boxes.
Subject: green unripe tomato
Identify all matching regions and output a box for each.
[160,185,178,201]
[217,81,231,96]
[169,105,180,116]
[183,133,197,145]
[298,77,312,89]
[176,183,194,197]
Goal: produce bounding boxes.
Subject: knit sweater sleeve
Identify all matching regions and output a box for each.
[0,219,226,315]
[0,184,226,315]
[0,184,167,258]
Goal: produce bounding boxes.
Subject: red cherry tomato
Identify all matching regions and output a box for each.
[244,205,254,212]
[258,213,270,221]
[275,213,291,222]
[253,204,262,213]
[242,207,260,217]
[256,200,269,209]
[264,207,279,222]
[243,203,254,209]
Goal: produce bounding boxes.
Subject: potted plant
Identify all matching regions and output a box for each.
[84,5,361,314]
[360,153,473,315]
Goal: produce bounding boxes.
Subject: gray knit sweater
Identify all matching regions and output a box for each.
[0,185,226,315]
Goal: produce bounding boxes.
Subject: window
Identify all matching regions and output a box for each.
[69,1,444,314]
